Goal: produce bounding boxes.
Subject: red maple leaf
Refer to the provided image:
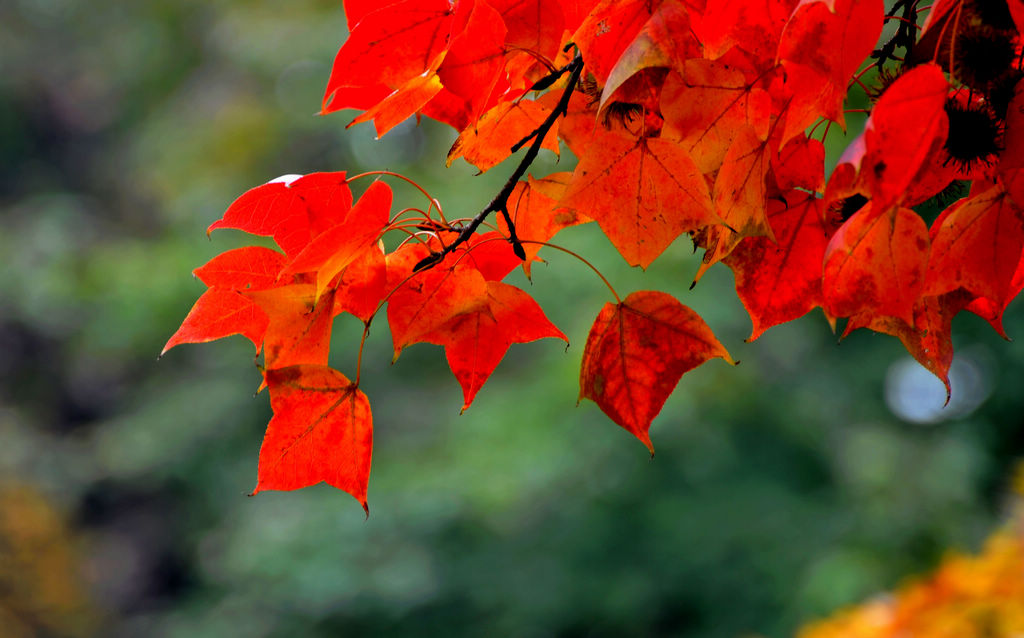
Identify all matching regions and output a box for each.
[579,290,734,453]
[255,365,373,511]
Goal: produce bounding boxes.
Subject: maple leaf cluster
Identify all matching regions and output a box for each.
[166,0,1024,507]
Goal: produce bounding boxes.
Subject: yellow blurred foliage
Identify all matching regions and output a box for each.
[799,477,1024,638]
[0,483,96,638]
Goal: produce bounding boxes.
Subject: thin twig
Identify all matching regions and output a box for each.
[414,54,584,272]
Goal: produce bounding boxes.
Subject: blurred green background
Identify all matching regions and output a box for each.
[2,1,1023,636]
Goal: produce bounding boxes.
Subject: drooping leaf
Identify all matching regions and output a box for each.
[422,281,567,410]
[844,290,973,398]
[562,128,717,268]
[579,290,734,452]
[254,365,372,511]
[725,193,835,340]
[925,183,1024,309]
[823,203,930,325]
[712,125,773,238]
[692,125,773,282]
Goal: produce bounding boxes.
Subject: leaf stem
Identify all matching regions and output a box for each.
[355,323,369,387]
[349,170,447,224]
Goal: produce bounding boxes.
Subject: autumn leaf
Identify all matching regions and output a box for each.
[207,172,353,257]
[422,281,567,410]
[776,0,884,144]
[447,99,560,173]
[333,244,387,324]
[244,285,337,370]
[254,365,372,512]
[699,0,797,65]
[436,0,508,122]
[925,183,1024,310]
[771,134,825,193]
[660,58,772,174]
[487,0,565,63]
[712,125,773,238]
[499,174,590,278]
[323,0,455,114]
[599,0,698,113]
[385,242,488,359]
[162,289,269,356]
[562,128,717,268]
[192,246,288,291]
[282,180,392,302]
[859,64,949,211]
[347,64,445,137]
[572,0,653,85]
[725,193,834,340]
[459,231,523,282]
[823,203,930,325]
[579,291,735,453]
[844,290,972,398]
[997,80,1024,207]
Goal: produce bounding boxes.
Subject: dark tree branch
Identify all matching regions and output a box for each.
[872,0,918,69]
[414,53,584,272]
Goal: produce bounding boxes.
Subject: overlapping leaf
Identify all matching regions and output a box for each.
[776,0,883,144]
[562,127,717,268]
[385,242,489,358]
[925,183,1024,310]
[208,172,353,257]
[725,193,834,340]
[499,174,590,277]
[823,203,930,325]
[282,180,392,301]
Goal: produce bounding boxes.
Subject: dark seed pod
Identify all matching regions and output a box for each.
[943,98,1004,171]
[866,66,905,102]
[965,0,1014,31]
[832,194,869,222]
[986,68,1024,119]
[954,25,1018,89]
[601,102,644,129]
